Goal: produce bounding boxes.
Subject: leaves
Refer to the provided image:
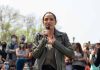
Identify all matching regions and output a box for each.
[0,6,43,42]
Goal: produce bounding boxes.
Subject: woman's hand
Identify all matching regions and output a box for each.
[43,30,56,44]
[47,35,55,44]
[28,52,32,59]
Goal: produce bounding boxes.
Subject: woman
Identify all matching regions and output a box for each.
[16,43,29,70]
[90,43,100,70]
[65,56,72,70]
[30,12,74,70]
[72,43,86,70]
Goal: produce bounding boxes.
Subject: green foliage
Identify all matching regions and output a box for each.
[0,6,41,42]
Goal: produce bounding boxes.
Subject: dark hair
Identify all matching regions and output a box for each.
[75,42,84,56]
[2,42,7,49]
[42,12,57,22]
[21,35,26,41]
[11,35,17,39]
[96,43,100,45]
[19,43,26,49]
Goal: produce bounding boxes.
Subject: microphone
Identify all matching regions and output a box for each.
[43,26,50,38]
[46,26,50,30]
[44,26,50,37]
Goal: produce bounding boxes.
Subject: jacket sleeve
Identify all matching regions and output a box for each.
[53,33,74,58]
[32,33,47,59]
[94,48,100,67]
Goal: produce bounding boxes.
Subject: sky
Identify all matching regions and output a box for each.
[0,0,100,44]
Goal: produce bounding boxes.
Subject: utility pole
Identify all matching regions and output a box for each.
[72,37,75,43]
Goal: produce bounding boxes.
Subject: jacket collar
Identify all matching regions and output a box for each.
[54,29,63,36]
[39,28,63,37]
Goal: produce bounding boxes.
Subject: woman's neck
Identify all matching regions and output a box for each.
[47,28,54,37]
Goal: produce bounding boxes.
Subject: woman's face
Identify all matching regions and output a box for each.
[20,44,24,48]
[43,13,56,30]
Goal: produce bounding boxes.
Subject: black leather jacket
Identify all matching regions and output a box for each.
[32,29,74,70]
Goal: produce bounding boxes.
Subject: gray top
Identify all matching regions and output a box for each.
[17,49,29,59]
[43,43,57,69]
[72,51,86,67]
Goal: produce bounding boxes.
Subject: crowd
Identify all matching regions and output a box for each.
[0,11,100,70]
[0,35,100,70]
[65,42,100,70]
[0,35,35,70]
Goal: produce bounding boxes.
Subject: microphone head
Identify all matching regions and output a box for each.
[46,26,50,30]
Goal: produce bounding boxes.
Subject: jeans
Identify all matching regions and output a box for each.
[16,58,27,70]
[42,65,56,70]
[72,65,85,70]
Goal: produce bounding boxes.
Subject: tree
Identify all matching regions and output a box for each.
[0,6,43,43]
[23,15,36,42]
[0,6,21,42]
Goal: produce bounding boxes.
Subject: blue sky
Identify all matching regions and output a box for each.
[0,0,100,44]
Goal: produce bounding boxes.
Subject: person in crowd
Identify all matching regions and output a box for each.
[27,42,36,70]
[29,12,74,70]
[89,44,100,70]
[1,42,7,62]
[16,43,29,70]
[94,43,100,67]
[6,35,18,69]
[82,43,91,70]
[20,35,26,44]
[65,56,72,70]
[0,42,2,56]
[1,61,9,70]
[0,55,3,69]
[72,42,86,70]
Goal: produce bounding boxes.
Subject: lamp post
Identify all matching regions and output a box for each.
[72,37,75,43]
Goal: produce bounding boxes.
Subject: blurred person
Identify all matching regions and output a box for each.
[0,42,2,56]
[27,42,36,70]
[6,35,18,69]
[83,43,91,69]
[65,56,72,70]
[89,45,100,70]
[94,43,100,67]
[20,35,26,44]
[72,43,86,70]
[16,43,29,70]
[1,42,7,62]
[0,55,3,69]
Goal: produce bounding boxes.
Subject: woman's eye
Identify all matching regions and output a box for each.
[44,18,54,21]
[44,18,48,21]
[50,18,54,21]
